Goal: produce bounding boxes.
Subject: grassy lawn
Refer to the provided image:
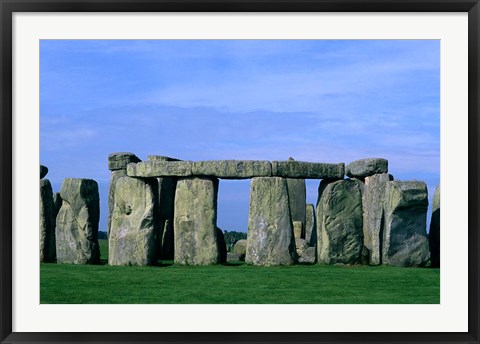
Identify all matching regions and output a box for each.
[40,239,439,304]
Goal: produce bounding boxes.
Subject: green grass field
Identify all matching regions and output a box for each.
[40,239,440,304]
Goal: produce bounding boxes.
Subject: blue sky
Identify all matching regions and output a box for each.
[40,40,440,233]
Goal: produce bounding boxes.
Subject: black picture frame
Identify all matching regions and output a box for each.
[1,1,479,343]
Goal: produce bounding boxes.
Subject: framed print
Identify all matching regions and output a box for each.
[1,1,479,343]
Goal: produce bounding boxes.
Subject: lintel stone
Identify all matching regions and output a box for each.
[192,160,271,179]
[126,159,345,179]
[272,160,345,179]
[346,158,388,178]
[148,155,180,162]
[127,160,193,177]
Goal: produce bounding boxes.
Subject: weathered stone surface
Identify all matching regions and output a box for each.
[346,158,388,178]
[272,160,344,179]
[362,173,390,265]
[52,192,62,218]
[245,177,297,266]
[383,181,430,267]
[127,161,193,177]
[108,169,127,237]
[305,203,316,246]
[298,246,316,264]
[108,152,141,171]
[429,186,440,268]
[316,179,364,265]
[56,178,100,264]
[40,165,48,179]
[127,159,346,179]
[109,176,157,266]
[216,227,227,264]
[286,176,306,232]
[295,238,309,256]
[40,179,56,262]
[174,177,220,265]
[293,221,303,239]
[192,160,272,179]
[148,155,180,162]
[147,156,178,260]
[233,239,247,261]
[156,177,177,260]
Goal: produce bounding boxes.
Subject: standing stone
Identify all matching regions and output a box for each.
[286,168,306,237]
[216,227,227,264]
[305,203,316,246]
[108,153,141,238]
[52,192,62,219]
[40,179,56,262]
[429,186,440,268]
[245,177,297,266]
[316,179,364,265]
[108,170,127,237]
[148,155,178,260]
[174,177,220,265]
[362,173,390,265]
[383,181,430,267]
[56,178,100,264]
[293,221,303,239]
[40,165,48,179]
[109,176,157,266]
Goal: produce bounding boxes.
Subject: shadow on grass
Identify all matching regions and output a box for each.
[221,261,245,267]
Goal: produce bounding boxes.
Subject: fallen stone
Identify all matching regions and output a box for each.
[383,181,430,267]
[316,179,364,265]
[227,252,241,262]
[346,158,388,178]
[272,160,345,179]
[362,173,390,265]
[40,165,48,179]
[305,203,316,246]
[127,160,193,177]
[286,176,306,231]
[108,152,141,171]
[293,221,303,239]
[40,179,56,262]
[109,176,157,266]
[429,186,440,268]
[295,238,309,256]
[56,178,100,264]
[233,239,247,261]
[192,160,271,179]
[174,177,221,265]
[245,177,297,266]
[298,246,316,264]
